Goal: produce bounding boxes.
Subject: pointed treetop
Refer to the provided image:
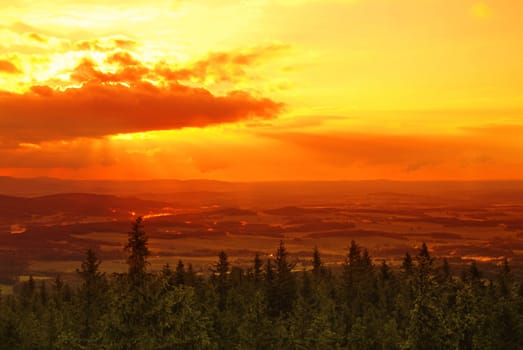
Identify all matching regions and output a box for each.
[312,246,323,274]
[213,251,230,276]
[401,252,413,274]
[77,248,104,284]
[415,242,433,270]
[125,216,150,284]
[347,240,362,267]
[380,260,391,280]
[442,258,451,280]
[465,260,482,282]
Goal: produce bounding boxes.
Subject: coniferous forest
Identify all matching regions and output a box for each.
[1,217,523,350]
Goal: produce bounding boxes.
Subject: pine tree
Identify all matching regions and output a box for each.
[125,216,150,287]
[342,241,376,323]
[265,258,278,317]
[185,263,196,286]
[465,260,482,281]
[497,257,513,297]
[454,282,482,350]
[414,242,434,295]
[212,251,230,311]
[312,246,323,278]
[111,217,152,348]
[174,260,185,286]
[401,252,413,275]
[253,253,263,285]
[161,263,173,283]
[405,243,449,350]
[347,240,362,268]
[416,243,433,271]
[76,249,107,343]
[379,260,391,281]
[77,249,104,287]
[271,241,296,315]
[378,260,397,315]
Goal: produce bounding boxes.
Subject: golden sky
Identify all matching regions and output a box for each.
[1,0,522,181]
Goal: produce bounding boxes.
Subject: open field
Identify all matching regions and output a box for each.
[2,179,523,283]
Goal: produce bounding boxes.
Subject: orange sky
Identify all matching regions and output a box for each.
[1,0,522,181]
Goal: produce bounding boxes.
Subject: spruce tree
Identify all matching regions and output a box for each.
[125,216,150,287]
[312,246,323,278]
[212,251,230,311]
[175,260,185,286]
[405,243,448,350]
[497,257,513,297]
[77,249,107,344]
[401,252,413,275]
[272,241,296,315]
[253,253,263,285]
[113,217,152,348]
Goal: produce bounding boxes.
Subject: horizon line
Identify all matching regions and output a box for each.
[2,175,523,184]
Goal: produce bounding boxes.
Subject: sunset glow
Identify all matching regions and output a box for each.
[1,0,523,181]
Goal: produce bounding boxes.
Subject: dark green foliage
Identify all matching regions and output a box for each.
[342,240,377,336]
[1,222,522,350]
[402,252,414,274]
[125,216,150,287]
[404,243,449,350]
[211,251,230,311]
[175,260,186,286]
[312,245,323,277]
[185,263,197,287]
[76,248,107,347]
[252,252,263,284]
[267,241,297,316]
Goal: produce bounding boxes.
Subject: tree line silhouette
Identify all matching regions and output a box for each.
[1,216,522,349]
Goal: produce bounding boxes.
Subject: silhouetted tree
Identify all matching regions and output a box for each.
[125,216,150,288]
[252,253,263,285]
[175,260,186,286]
[212,251,230,311]
[76,249,107,344]
[402,252,414,275]
[405,243,448,350]
[271,241,296,315]
[312,246,324,278]
[1,237,523,349]
[497,257,513,297]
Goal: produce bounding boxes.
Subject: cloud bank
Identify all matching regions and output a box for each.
[0,83,281,143]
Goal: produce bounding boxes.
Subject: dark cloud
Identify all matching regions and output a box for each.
[0,43,285,145]
[0,82,282,144]
[0,28,287,145]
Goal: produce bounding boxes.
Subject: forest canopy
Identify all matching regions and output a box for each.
[1,217,522,349]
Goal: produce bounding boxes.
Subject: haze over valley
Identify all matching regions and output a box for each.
[2,177,523,289]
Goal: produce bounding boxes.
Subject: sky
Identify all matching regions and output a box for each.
[0,0,522,181]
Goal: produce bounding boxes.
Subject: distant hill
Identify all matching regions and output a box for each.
[2,176,523,208]
[0,176,238,197]
[0,193,171,220]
